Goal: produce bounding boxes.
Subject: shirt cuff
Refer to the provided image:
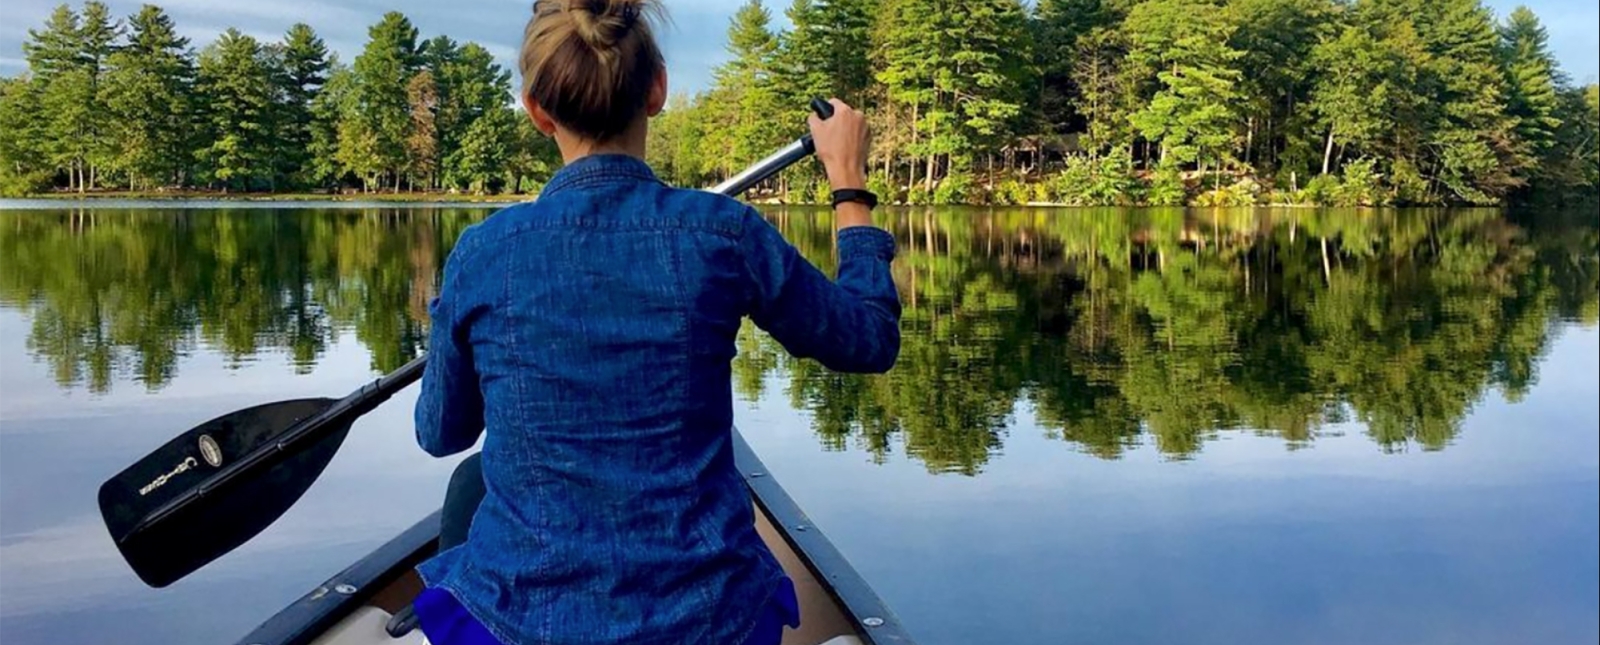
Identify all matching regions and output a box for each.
[837,226,897,262]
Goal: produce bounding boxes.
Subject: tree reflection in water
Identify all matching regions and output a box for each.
[2,206,1594,472]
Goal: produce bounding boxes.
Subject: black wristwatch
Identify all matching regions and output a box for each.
[831,188,878,210]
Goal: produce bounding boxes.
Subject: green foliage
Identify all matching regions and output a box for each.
[277,24,330,186]
[1144,162,1188,206]
[907,183,932,205]
[349,12,421,191]
[1046,152,1140,206]
[1294,158,1388,206]
[1336,157,1385,206]
[1499,7,1562,156]
[0,77,52,196]
[1301,173,1342,206]
[446,107,518,194]
[1125,0,1244,171]
[993,179,1032,206]
[0,0,1593,202]
[2,3,549,196]
[712,0,787,175]
[1310,24,1411,174]
[100,5,193,190]
[1193,179,1259,207]
[194,29,275,191]
[867,171,899,204]
[933,170,974,205]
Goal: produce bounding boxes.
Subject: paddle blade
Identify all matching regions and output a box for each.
[97,398,347,587]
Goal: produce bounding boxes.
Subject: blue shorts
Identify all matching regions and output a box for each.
[414,576,801,645]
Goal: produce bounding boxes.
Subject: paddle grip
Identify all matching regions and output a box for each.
[810,96,835,120]
[801,96,835,155]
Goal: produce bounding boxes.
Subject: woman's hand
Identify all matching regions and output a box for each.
[808,98,870,191]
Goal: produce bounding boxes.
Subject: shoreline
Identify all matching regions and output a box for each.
[0,195,1440,210]
[8,191,532,203]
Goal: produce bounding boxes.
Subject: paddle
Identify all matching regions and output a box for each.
[99,97,838,589]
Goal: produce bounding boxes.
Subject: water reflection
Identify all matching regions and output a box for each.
[756,208,1598,471]
[2,207,1594,473]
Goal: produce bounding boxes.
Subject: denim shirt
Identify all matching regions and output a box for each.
[412,154,901,645]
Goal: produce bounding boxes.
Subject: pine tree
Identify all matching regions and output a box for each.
[24,4,97,190]
[709,0,786,176]
[306,59,353,188]
[950,0,1035,170]
[421,36,462,173]
[1033,0,1121,138]
[1225,0,1339,174]
[447,106,516,194]
[277,23,330,187]
[875,0,954,191]
[76,1,121,189]
[779,0,877,107]
[350,12,422,191]
[101,5,194,189]
[195,29,275,191]
[1361,0,1526,203]
[1538,84,1599,189]
[1126,0,1244,174]
[0,77,52,195]
[1499,7,1563,157]
[431,41,512,192]
[23,5,83,81]
[1309,24,1412,175]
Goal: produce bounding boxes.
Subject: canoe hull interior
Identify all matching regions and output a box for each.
[235,431,915,645]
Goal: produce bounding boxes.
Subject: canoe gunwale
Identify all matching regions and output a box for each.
[236,510,441,645]
[234,429,917,645]
[730,431,916,645]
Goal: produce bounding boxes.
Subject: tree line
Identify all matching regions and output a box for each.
[2,1,1594,204]
[3,206,1593,469]
[652,0,1599,206]
[0,3,558,196]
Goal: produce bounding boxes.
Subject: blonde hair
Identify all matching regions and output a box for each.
[520,0,666,141]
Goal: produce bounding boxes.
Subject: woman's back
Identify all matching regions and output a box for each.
[413,153,900,644]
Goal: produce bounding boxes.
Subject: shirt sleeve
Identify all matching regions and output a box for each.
[739,208,902,373]
[414,241,486,457]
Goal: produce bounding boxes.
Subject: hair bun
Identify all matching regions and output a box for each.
[566,0,641,50]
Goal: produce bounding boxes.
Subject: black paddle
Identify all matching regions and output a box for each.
[99,98,838,588]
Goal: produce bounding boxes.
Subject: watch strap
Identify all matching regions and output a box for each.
[831,188,878,209]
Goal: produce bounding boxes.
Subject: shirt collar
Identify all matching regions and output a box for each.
[540,153,662,198]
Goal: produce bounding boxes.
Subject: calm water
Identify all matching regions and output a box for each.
[1,204,1596,645]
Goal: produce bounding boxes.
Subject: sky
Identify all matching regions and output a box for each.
[0,0,1595,97]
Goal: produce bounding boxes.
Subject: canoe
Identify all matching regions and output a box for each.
[233,430,917,645]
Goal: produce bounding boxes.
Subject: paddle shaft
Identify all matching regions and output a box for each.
[124,99,837,541]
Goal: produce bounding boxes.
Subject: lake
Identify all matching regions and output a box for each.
[1,203,1596,645]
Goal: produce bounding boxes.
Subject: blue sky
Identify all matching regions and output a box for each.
[0,0,1595,96]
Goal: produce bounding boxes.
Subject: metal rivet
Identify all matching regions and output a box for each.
[334,584,358,594]
[794,525,807,531]
[863,617,885,628]
[749,472,766,478]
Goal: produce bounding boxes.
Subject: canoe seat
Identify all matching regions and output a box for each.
[311,606,426,645]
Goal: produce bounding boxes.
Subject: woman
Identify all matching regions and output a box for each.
[408,0,901,643]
